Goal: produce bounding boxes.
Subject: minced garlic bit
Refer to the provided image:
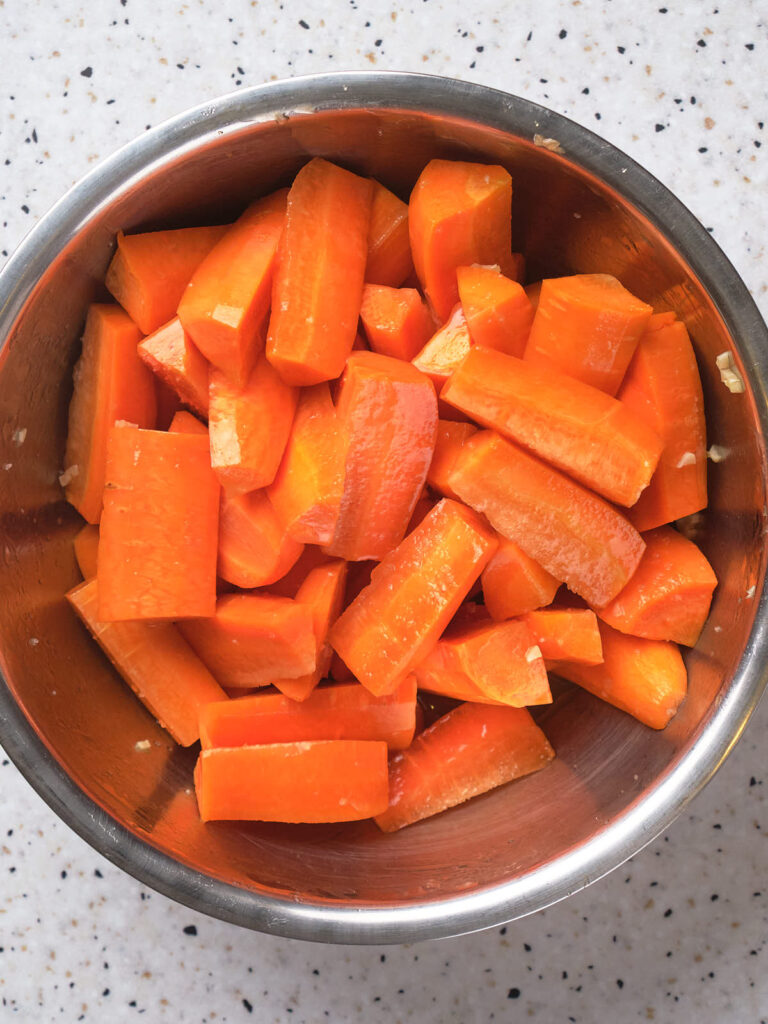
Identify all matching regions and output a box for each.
[676,451,696,468]
[58,464,79,487]
[707,445,730,462]
[525,645,543,663]
[746,585,756,599]
[715,351,732,370]
[11,427,27,447]
[716,351,746,393]
[533,133,565,155]
[135,739,152,751]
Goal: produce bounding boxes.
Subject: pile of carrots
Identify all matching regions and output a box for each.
[62,156,717,832]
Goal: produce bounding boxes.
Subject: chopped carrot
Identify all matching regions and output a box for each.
[268,546,333,599]
[168,409,207,434]
[482,536,560,620]
[521,608,603,665]
[525,280,542,309]
[411,304,472,393]
[217,489,304,589]
[154,379,182,431]
[63,304,157,524]
[97,425,219,621]
[73,524,99,580]
[359,284,434,362]
[426,420,478,499]
[138,317,210,419]
[267,158,373,385]
[374,702,554,832]
[365,180,414,287]
[456,264,534,357]
[177,191,288,386]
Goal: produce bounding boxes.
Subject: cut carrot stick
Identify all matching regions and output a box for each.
[154,379,182,431]
[481,536,560,620]
[523,274,653,396]
[375,702,554,832]
[324,352,438,562]
[330,498,498,695]
[178,593,316,688]
[199,676,418,750]
[68,578,227,747]
[448,431,645,608]
[521,608,604,665]
[105,224,228,335]
[97,425,219,621]
[365,180,414,287]
[442,346,663,506]
[63,304,157,524]
[195,740,389,823]
[266,383,344,545]
[359,284,434,362]
[168,409,207,434]
[409,159,513,321]
[267,158,373,385]
[217,490,304,589]
[138,317,210,419]
[73,524,99,580]
[597,525,717,646]
[548,621,687,729]
[426,420,478,499]
[456,264,534,357]
[619,317,708,531]
[177,191,287,386]
[208,353,298,493]
[268,546,333,599]
[411,304,472,393]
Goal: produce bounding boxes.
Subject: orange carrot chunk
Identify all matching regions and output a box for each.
[64,304,157,524]
[409,159,513,321]
[597,525,717,646]
[195,740,389,823]
[324,352,438,562]
[267,158,373,386]
[456,264,534,357]
[442,346,663,506]
[521,608,604,665]
[177,191,287,386]
[619,317,707,531]
[365,180,414,287]
[481,536,560,621]
[217,490,304,589]
[412,304,472,394]
[426,420,479,499]
[97,425,219,621]
[168,409,207,434]
[374,703,554,832]
[267,545,333,599]
[523,274,653,396]
[138,317,210,419]
[448,431,645,608]
[359,284,434,362]
[68,579,227,747]
[106,225,228,335]
[330,498,498,696]
[73,524,99,580]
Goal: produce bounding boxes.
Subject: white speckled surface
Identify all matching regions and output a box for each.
[1,2,767,1021]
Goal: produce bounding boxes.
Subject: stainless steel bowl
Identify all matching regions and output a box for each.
[0,71,766,944]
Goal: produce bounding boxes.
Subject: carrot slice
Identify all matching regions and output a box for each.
[426,421,478,499]
[481,536,560,620]
[359,284,434,362]
[448,431,645,608]
[409,159,513,321]
[138,317,210,419]
[267,158,373,385]
[68,579,227,746]
[97,425,219,621]
[324,351,438,562]
[374,703,554,832]
[268,545,333,599]
[619,317,707,531]
[521,608,603,665]
[523,274,653,395]
[208,353,298,494]
[365,181,414,287]
[105,225,228,335]
[168,409,207,434]
[73,524,99,580]
[411,304,472,393]
[548,622,687,729]
[63,304,157,524]
[217,490,304,589]
[442,346,663,506]
[195,740,389,823]
[456,264,534,356]
[178,593,316,688]
[176,191,287,386]
[597,525,717,646]
[330,498,498,695]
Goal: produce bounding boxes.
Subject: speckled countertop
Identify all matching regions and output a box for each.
[1,2,766,1021]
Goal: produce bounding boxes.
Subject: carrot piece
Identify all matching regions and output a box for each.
[208,353,298,494]
[456,264,534,357]
[548,621,687,729]
[217,490,304,589]
[195,740,389,823]
[330,498,498,696]
[138,317,210,419]
[521,608,604,665]
[105,225,228,335]
[365,181,414,287]
[200,676,418,751]
[409,159,513,321]
[481,536,560,621]
[68,579,227,747]
[359,284,434,362]
[442,347,663,506]
[448,431,645,608]
[525,281,542,309]
[267,158,373,386]
[73,524,99,580]
[324,352,438,562]
[176,191,287,386]
[168,409,207,434]
[268,545,333,598]
[266,383,344,545]
[374,703,554,832]
[178,593,316,688]
[619,318,707,531]
[97,425,219,621]
[154,379,182,431]
[426,420,478,499]
[63,304,157,524]
[597,525,717,646]
[523,274,653,396]
[411,304,472,393]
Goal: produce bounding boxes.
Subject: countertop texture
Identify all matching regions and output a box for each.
[1,1,766,1021]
